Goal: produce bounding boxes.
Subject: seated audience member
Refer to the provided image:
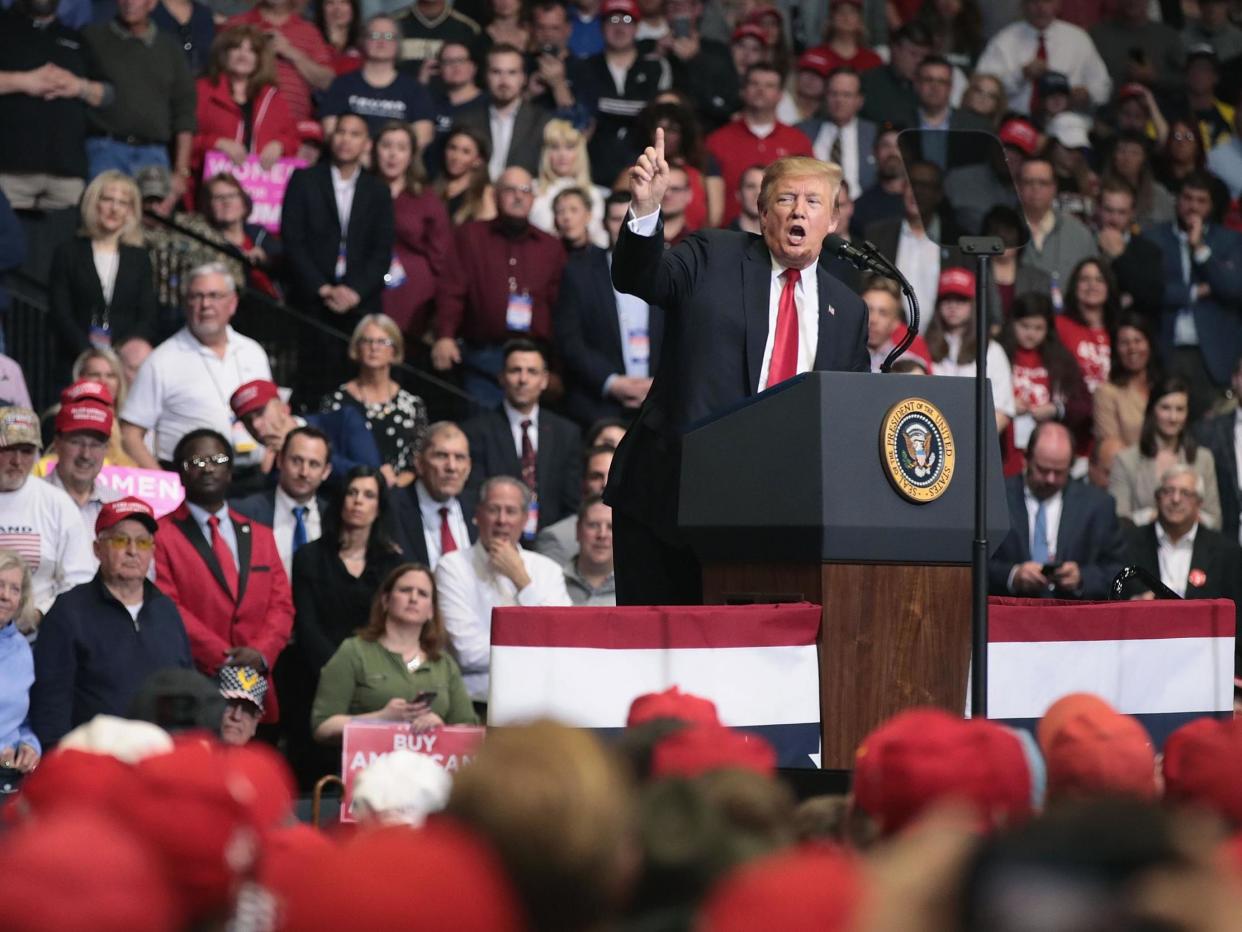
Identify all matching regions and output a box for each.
[154,429,294,723]
[321,315,429,488]
[1095,314,1159,477]
[0,550,40,776]
[1056,257,1119,394]
[1147,171,1242,420]
[43,402,120,538]
[979,205,1050,326]
[231,379,380,481]
[29,498,191,749]
[47,171,158,369]
[555,192,662,425]
[0,408,94,632]
[200,174,283,300]
[728,164,765,234]
[989,422,1127,599]
[1125,466,1242,622]
[1092,178,1164,318]
[1195,352,1242,545]
[312,563,479,742]
[1109,377,1221,530]
[464,340,583,536]
[925,268,1015,432]
[436,477,572,706]
[536,444,613,566]
[1016,157,1098,294]
[120,263,272,472]
[373,122,457,344]
[281,113,395,401]
[434,126,498,225]
[192,26,299,193]
[69,350,137,467]
[393,422,477,570]
[563,496,615,606]
[862,274,931,374]
[231,426,335,579]
[217,665,266,746]
[529,120,609,248]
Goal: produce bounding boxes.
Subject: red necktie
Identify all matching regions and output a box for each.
[767,267,801,387]
[1028,32,1047,115]
[520,419,536,492]
[208,515,239,599]
[438,505,458,556]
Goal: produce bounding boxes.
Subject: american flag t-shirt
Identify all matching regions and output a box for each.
[0,527,41,573]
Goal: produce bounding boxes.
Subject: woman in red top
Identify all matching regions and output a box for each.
[315,0,363,75]
[811,0,882,73]
[1056,257,1119,396]
[1001,293,1092,475]
[374,121,458,343]
[192,26,300,202]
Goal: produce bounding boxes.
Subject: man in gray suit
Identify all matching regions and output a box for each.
[797,67,876,198]
[455,43,551,180]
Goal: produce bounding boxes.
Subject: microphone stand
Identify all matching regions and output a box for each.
[824,237,918,371]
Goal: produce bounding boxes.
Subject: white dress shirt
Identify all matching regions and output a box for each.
[811,119,861,197]
[435,539,573,700]
[488,104,518,182]
[416,480,469,570]
[503,401,539,460]
[975,18,1113,116]
[272,486,322,579]
[895,220,941,333]
[186,500,239,572]
[330,165,359,271]
[44,469,121,569]
[1156,521,1198,597]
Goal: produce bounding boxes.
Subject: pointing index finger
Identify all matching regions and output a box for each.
[654,126,665,167]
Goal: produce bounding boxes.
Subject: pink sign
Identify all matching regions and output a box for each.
[98,466,184,517]
[340,723,486,823]
[202,151,307,234]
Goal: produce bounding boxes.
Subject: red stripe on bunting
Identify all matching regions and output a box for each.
[988,597,1235,643]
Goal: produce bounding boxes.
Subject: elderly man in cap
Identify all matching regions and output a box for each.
[0,407,94,631]
[217,664,266,746]
[43,400,121,539]
[29,497,191,748]
[229,378,380,482]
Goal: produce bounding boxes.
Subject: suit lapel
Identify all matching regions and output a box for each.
[1056,484,1085,562]
[599,250,625,361]
[232,512,252,605]
[743,238,772,393]
[535,416,554,505]
[493,412,522,477]
[813,264,839,370]
[174,511,232,599]
[1215,417,1238,500]
[318,165,341,237]
[1008,479,1030,559]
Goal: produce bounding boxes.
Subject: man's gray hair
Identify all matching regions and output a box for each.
[479,475,532,511]
[1157,463,1205,499]
[187,262,237,293]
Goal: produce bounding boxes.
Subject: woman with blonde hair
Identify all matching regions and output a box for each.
[0,550,41,776]
[435,126,498,224]
[529,120,609,247]
[48,171,157,367]
[321,313,428,487]
[36,348,137,472]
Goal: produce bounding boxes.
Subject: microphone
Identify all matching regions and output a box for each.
[823,235,892,276]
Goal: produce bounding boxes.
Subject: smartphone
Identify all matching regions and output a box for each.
[412,690,438,705]
[539,43,558,57]
[671,15,692,38]
[1042,562,1063,577]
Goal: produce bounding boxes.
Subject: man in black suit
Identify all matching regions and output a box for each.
[556,191,664,426]
[392,420,478,569]
[608,133,869,605]
[454,43,551,180]
[1195,353,1242,545]
[280,113,395,401]
[989,422,1127,599]
[463,339,582,537]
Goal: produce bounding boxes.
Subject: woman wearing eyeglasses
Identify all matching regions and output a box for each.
[0,550,41,781]
[320,314,428,488]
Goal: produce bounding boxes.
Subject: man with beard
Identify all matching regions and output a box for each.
[849,125,907,239]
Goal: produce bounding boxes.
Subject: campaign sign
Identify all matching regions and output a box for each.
[98,466,184,517]
[339,723,486,823]
[202,152,307,234]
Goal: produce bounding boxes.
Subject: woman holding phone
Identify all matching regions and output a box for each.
[312,563,478,741]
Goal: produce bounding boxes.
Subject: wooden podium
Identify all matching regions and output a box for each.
[680,372,1008,769]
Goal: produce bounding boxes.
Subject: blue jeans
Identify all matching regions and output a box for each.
[85,138,169,181]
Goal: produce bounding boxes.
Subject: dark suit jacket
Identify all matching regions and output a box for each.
[793,117,878,192]
[607,223,869,540]
[1195,411,1240,545]
[1145,222,1242,385]
[555,244,665,426]
[1109,230,1164,319]
[229,488,332,527]
[864,214,968,272]
[455,100,551,178]
[463,407,582,528]
[390,484,480,565]
[988,475,1127,599]
[48,236,157,359]
[280,161,395,315]
[304,408,382,477]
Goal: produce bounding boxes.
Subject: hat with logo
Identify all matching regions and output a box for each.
[796,49,833,77]
[60,379,115,409]
[1037,70,1071,98]
[730,23,768,46]
[135,164,172,202]
[54,401,113,439]
[229,380,281,420]
[0,407,41,450]
[937,267,976,299]
[219,665,268,713]
[95,496,159,535]
[998,117,1040,156]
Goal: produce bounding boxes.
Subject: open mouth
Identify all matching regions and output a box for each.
[787,223,806,245]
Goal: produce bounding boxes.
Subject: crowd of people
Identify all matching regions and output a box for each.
[4,0,1242,924]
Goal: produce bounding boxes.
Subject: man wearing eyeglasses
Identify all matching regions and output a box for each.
[43,401,121,546]
[28,496,192,749]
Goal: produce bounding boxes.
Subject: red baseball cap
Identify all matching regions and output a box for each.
[54,401,113,438]
[627,686,721,728]
[601,0,640,19]
[95,496,158,535]
[229,380,280,420]
[998,117,1040,156]
[1163,717,1242,825]
[730,23,768,46]
[796,49,833,77]
[60,378,114,408]
[650,724,777,779]
[745,4,783,25]
[10,749,134,824]
[1038,694,1157,801]
[1118,82,1149,101]
[937,267,976,299]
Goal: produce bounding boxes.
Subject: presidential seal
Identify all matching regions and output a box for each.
[879,398,955,503]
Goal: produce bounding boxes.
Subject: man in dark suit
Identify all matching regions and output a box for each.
[911,54,991,170]
[1124,464,1242,660]
[989,422,1127,599]
[556,191,665,426]
[608,134,869,604]
[463,340,582,536]
[1145,171,1242,419]
[1194,352,1242,545]
[280,113,395,401]
[454,43,550,180]
[392,421,478,569]
[796,67,877,198]
[1094,178,1164,318]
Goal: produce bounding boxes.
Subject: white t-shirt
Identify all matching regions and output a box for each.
[120,326,272,462]
[931,337,1016,418]
[0,478,96,615]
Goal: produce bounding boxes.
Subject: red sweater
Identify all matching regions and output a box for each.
[192,77,300,180]
[706,120,814,225]
[382,189,459,339]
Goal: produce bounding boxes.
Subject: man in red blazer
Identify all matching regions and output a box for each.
[154,428,294,723]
